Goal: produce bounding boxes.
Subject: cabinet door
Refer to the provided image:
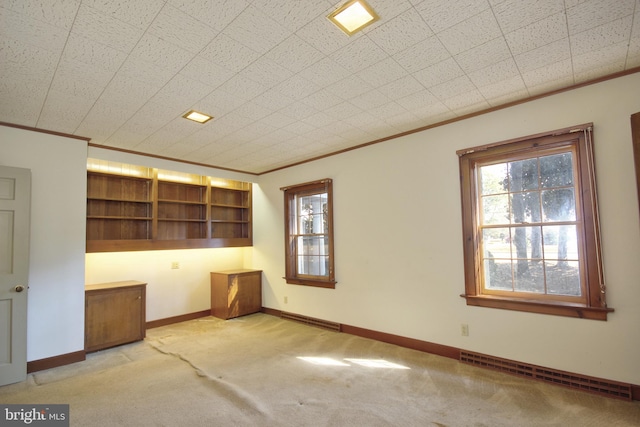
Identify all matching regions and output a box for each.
[229,273,261,318]
[85,287,144,352]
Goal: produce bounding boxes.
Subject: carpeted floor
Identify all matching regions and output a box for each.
[1,313,639,426]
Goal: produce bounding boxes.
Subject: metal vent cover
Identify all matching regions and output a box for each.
[280,312,341,332]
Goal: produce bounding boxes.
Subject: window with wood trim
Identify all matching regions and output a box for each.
[282,179,336,289]
[457,124,613,320]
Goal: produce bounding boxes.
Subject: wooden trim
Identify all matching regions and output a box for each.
[27,350,86,374]
[631,112,640,219]
[0,121,91,142]
[341,324,460,360]
[146,310,211,329]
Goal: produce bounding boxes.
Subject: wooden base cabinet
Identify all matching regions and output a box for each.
[85,281,147,352]
[211,270,262,320]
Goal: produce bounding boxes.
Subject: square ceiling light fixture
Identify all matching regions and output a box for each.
[328,0,380,36]
[182,110,213,124]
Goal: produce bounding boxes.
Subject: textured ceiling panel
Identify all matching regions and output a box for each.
[1,0,639,174]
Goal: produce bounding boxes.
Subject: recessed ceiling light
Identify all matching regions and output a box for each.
[328,0,380,36]
[182,110,213,124]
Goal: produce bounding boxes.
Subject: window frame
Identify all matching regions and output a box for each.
[457,124,613,320]
[282,179,336,289]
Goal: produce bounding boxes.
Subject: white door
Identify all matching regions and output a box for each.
[0,166,30,386]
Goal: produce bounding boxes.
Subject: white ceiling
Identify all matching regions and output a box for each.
[1,0,639,174]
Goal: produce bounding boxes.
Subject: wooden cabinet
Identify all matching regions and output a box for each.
[86,160,252,252]
[210,270,262,320]
[85,281,147,352]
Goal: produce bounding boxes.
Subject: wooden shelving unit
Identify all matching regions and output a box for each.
[86,160,252,252]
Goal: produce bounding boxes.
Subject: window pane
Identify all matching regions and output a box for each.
[482,228,511,259]
[546,260,581,296]
[508,158,539,191]
[509,226,543,261]
[542,225,579,261]
[542,189,576,221]
[480,163,508,195]
[540,153,573,188]
[296,235,329,277]
[513,259,545,293]
[484,258,513,291]
[481,194,509,225]
[509,191,542,224]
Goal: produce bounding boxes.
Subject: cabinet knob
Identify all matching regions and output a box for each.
[14,285,25,293]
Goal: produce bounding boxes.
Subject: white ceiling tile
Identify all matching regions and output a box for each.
[436,9,502,55]
[514,38,571,73]
[300,89,344,111]
[298,57,351,87]
[367,101,410,120]
[416,0,491,33]
[179,56,235,89]
[213,74,267,102]
[72,4,143,53]
[429,75,476,100]
[199,34,261,73]
[146,4,218,54]
[168,0,249,32]
[272,75,320,101]
[258,111,297,129]
[443,89,489,115]
[492,0,565,34]
[566,0,635,35]
[2,0,80,30]
[232,102,274,124]
[573,41,628,79]
[358,57,409,87]
[265,35,325,73]
[455,38,512,74]
[331,36,390,73]
[239,57,294,89]
[279,101,319,121]
[392,36,451,73]
[367,7,434,55]
[521,59,573,90]
[49,58,112,99]
[149,74,215,111]
[283,120,317,135]
[504,12,568,55]
[252,88,297,111]
[413,57,464,88]
[296,13,356,55]
[350,90,392,110]
[193,88,247,117]
[223,5,291,54]
[62,33,128,72]
[81,0,165,29]
[0,38,60,85]
[378,75,425,101]
[468,58,520,88]
[323,102,364,121]
[570,16,633,56]
[395,89,439,111]
[1,7,68,52]
[128,33,195,74]
[116,56,176,89]
[0,80,48,126]
[301,111,335,128]
[326,75,374,100]
[477,75,528,105]
[252,0,333,32]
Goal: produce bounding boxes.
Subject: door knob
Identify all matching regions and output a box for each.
[14,285,25,293]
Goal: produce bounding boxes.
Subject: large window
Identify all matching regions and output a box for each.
[458,124,613,320]
[282,179,336,288]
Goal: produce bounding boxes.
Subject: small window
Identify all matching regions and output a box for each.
[457,124,613,320]
[282,179,336,288]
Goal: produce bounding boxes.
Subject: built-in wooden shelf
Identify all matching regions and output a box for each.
[86,160,252,252]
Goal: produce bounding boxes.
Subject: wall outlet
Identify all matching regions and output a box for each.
[284,296,288,304]
[461,323,469,336]
[171,262,180,269]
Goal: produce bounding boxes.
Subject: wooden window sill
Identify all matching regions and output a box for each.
[284,277,336,289]
[461,294,614,320]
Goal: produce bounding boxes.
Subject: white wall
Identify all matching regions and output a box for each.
[253,73,640,385]
[85,147,256,322]
[1,126,87,361]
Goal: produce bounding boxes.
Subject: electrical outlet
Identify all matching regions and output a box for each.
[284,296,288,304]
[171,262,180,269]
[461,323,469,336]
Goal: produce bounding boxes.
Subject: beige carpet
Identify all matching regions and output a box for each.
[2,313,639,426]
